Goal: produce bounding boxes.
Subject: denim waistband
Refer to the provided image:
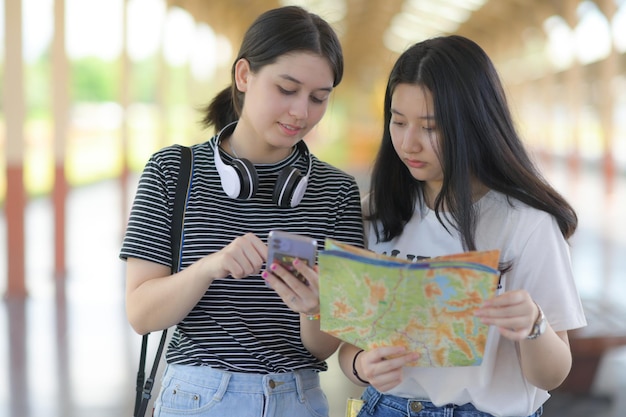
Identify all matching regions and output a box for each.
[165,364,320,399]
[361,386,543,417]
[362,386,435,415]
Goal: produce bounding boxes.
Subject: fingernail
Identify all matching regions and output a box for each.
[270,263,277,271]
[293,258,300,266]
[262,271,269,279]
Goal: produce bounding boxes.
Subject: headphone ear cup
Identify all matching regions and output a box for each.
[231,158,257,199]
[273,167,306,208]
[218,163,243,199]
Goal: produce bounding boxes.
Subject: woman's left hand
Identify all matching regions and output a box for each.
[262,259,320,315]
[474,289,540,341]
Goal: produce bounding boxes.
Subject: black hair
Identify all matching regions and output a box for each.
[368,35,577,251]
[201,5,343,131]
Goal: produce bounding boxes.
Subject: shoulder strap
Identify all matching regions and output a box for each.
[134,145,192,417]
[171,145,193,271]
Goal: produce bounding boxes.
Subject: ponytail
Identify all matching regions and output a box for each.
[201,86,240,132]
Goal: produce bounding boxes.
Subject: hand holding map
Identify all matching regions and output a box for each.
[318,240,501,367]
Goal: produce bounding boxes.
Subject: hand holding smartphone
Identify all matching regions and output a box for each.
[267,231,317,284]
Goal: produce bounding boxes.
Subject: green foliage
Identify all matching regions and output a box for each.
[132,57,159,102]
[168,65,189,105]
[71,57,120,102]
[26,53,52,118]
[129,57,190,104]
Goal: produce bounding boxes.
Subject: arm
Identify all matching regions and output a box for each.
[262,259,340,360]
[472,209,585,390]
[126,233,267,335]
[475,290,572,390]
[296,176,365,359]
[338,343,370,387]
[299,313,341,360]
[338,342,419,390]
[521,329,571,390]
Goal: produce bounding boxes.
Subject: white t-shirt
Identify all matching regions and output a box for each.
[365,190,586,417]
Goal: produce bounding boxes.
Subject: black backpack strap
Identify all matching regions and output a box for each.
[133,334,148,416]
[134,145,193,417]
[171,145,193,271]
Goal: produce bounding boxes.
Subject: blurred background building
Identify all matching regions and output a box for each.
[1,0,625,416]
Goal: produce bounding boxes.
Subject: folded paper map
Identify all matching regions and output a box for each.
[319,240,501,367]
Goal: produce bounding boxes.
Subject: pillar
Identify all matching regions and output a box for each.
[563,0,583,176]
[52,0,69,284]
[597,0,618,194]
[4,0,27,298]
[120,0,131,225]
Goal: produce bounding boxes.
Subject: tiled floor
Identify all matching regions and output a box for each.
[1,160,625,417]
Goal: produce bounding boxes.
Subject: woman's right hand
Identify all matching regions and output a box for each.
[126,232,267,334]
[201,232,268,280]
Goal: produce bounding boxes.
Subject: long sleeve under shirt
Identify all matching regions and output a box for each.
[120,138,364,374]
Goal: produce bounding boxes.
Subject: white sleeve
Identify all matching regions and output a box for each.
[503,213,587,332]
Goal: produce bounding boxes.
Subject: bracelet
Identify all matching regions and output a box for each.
[352,349,370,384]
[306,313,320,321]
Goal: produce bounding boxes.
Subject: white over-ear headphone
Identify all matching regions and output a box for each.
[213,121,312,208]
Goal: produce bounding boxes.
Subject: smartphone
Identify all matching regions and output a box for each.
[267,231,318,284]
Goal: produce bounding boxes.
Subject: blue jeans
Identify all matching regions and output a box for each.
[357,386,543,417]
[153,364,329,417]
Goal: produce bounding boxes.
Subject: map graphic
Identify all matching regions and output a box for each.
[319,240,500,367]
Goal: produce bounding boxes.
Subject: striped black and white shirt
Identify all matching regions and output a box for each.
[120,136,364,374]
